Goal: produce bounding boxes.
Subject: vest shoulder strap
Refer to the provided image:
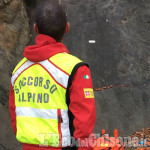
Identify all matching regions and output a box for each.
[12,57,27,75]
[66,62,89,138]
[50,53,89,138]
[66,62,89,105]
[49,53,83,75]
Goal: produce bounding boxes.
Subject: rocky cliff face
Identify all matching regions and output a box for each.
[0,0,29,149]
[0,0,29,106]
[62,0,150,136]
[63,0,150,88]
[0,0,150,149]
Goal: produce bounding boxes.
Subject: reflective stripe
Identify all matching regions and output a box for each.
[61,109,71,146]
[11,60,34,86]
[39,60,69,88]
[11,59,69,88]
[16,107,71,146]
[16,107,58,119]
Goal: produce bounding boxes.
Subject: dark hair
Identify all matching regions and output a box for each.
[35,0,67,42]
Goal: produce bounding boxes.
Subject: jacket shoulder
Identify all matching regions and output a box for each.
[50,53,83,75]
[12,57,27,75]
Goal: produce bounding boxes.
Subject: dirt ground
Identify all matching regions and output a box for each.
[125,127,150,150]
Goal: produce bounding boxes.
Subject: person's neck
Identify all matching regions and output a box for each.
[59,38,64,43]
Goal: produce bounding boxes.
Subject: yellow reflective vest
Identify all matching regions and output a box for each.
[11,53,86,147]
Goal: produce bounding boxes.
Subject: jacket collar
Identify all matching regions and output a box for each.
[23,34,70,62]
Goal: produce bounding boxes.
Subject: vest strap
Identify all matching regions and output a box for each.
[66,62,89,138]
[66,62,89,106]
[11,59,69,89]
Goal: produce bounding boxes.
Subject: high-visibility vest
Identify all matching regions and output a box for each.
[11,53,86,147]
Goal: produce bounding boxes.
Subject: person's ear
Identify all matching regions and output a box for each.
[34,23,39,34]
[65,22,70,33]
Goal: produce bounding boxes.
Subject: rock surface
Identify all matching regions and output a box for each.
[0,0,29,105]
[0,103,22,150]
[94,86,150,136]
[62,0,150,135]
[0,0,29,148]
[63,0,150,88]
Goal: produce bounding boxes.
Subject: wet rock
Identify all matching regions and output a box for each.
[0,0,4,8]
[0,144,6,150]
[62,0,150,88]
[94,85,150,136]
[0,103,22,150]
[61,0,150,136]
[0,0,30,105]
[4,0,12,3]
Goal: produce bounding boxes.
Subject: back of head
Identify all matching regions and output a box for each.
[35,0,67,42]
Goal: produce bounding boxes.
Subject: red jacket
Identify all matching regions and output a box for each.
[9,34,96,150]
